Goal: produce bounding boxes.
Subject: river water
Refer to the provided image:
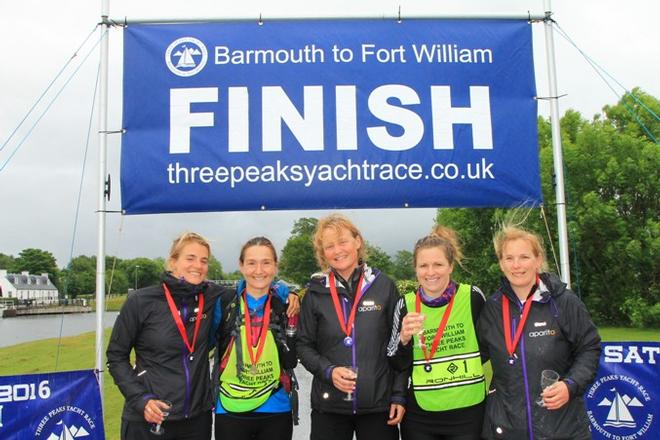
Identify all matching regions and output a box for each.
[0,312,119,348]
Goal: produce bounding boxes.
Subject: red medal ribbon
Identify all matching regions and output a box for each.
[241,290,272,370]
[415,288,456,364]
[501,277,539,358]
[328,272,364,340]
[162,283,205,357]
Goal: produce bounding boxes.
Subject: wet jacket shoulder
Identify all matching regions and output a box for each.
[298,265,406,414]
[477,272,601,440]
[106,273,226,422]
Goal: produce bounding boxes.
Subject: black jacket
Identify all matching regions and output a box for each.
[477,272,601,440]
[106,273,227,422]
[297,265,407,415]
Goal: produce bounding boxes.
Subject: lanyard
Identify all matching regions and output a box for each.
[415,288,456,365]
[162,284,204,359]
[501,281,538,359]
[241,290,272,371]
[328,272,364,342]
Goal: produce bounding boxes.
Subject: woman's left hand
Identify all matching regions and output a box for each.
[542,380,570,410]
[387,403,405,425]
[286,293,300,317]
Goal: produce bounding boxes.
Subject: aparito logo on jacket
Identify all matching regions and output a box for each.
[358,300,382,313]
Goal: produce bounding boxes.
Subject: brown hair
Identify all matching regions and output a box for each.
[167,232,211,271]
[313,213,367,271]
[413,225,463,267]
[239,236,278,264]
[493,225,548,271]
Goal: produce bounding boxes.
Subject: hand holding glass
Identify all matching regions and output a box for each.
[536,370,560,406]
[149,400,172,436]
[342,366,358,401]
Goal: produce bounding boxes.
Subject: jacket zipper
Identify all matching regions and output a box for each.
[515,299,534,440]
[182,303,192,418]
[341,295,358,414]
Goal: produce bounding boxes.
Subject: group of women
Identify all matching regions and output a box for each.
[107,213,601,440]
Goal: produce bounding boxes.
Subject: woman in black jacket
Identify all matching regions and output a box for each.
[107,232,227,440]
[298,213,406,440]
[477,225,601,440]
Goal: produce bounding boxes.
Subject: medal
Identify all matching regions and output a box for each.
[163,284,205,364]
[501,280,537,366]
[415,288,456,369]
[189,355,194,362]
[328,272,364,349]
[241,290,272,377]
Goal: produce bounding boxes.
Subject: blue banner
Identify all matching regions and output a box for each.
[585,342,659,439]
[0,370,104,439]
[121,19,540,214]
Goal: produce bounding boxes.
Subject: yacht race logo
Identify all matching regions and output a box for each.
[165,37,208,77]
[586,374,654,438]
[35,405,98,439]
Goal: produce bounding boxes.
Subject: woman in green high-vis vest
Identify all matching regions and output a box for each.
[212,237,299,440]
[388,226,488,440]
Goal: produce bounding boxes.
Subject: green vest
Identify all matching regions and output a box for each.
[404,283,485,411]
[218,297,281,412]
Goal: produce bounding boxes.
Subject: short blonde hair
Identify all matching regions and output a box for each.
[493,225,548,272]
[313,213,367,271]
[167,232,211,271]
[413,225,463,267]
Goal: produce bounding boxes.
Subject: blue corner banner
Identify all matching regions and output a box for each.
[0,370,105,439]
[121,19,540,214]
[585,342,659,439]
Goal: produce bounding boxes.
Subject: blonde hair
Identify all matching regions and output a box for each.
[239,236,278,264]
[313,213,367,271]
[493,225,548,272]
[167,232,211,271]
[413,225,463,267]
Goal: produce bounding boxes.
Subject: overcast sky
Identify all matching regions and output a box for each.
[0,0,658,273]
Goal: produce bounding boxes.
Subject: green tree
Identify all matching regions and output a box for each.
[0,253,15,270]
[207,255,224,281]
[279,217,319,286]
[435,89,659,327]
[365,243,393,276]
[120,258,162,290]
[11,248,60,287]
[61,255,96,297]
[391,250,415,281]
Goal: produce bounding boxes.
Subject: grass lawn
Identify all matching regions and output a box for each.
[0,326,658,439]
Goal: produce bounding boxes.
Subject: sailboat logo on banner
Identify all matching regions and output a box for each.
[165,37,208,77]
[586,374,654,438]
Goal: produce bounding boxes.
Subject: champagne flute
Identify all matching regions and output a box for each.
[536,370,560,406]
[149,400,172,435]
[342,366,358,401]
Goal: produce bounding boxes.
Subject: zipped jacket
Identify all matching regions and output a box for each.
[477,272,601,440]
[297,264,407,415]
[107,273,227,422]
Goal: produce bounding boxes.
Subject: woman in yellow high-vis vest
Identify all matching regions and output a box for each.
[388,226,487,440]
[213,237,299,440]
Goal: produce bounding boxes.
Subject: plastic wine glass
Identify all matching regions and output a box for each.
[536,370,560,406]
[342,366,358,401]
[149,400,172,435]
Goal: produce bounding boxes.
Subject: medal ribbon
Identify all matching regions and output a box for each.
[501,277,539,358]
[328,272,364,340]
[162,284,205,357]
[241,290,272,370]
[415,288,456,364]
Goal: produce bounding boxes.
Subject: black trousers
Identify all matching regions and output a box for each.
[310,410,399,440]
[120,411,212,440]
[214,412,293,440]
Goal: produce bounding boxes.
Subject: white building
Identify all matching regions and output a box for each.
[0,269,59,304]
